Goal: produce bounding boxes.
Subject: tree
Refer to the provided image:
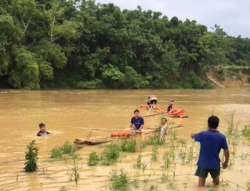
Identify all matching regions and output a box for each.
[8,47,40,89]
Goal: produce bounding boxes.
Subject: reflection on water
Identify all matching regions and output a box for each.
[0,89,250,190]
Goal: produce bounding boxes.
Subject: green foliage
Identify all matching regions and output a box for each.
[246,180,250,191]
[74,79,102,89]
[120,139,136,152]
[247,77,250,84]
[123,66,149,89]
[0,0,249,89]
[242,125,250,137]
[88,152,100,166]
[24,140,38,172]
[147,131,165,145]
[59,186,67,191]
[68,157,80,185]
[50,146,63,159]
[100,143,120,165]
[151,146,158,161]
[9,47,40,89]
[50,141,77,159]
[134,154,142,168]
[88,140,138,166]
[109,169,129,190]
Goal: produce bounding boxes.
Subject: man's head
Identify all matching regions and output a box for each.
[171,100,174,104]
[208,116,219,129]
[161,118,167,125]
[134,109,140,118]
[39,123,46,132]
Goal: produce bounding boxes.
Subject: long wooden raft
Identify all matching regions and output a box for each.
[74,129,156,145]
[74,124,183,146]
[74,137,115,145]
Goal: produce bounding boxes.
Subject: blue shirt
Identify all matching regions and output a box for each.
[131,117,144,130]
[194,130,228,169]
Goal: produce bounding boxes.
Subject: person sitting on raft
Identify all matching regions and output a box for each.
[37,123,51,136]
[147,95,158,108]
[166,100,174,112]
[130,109,144,132]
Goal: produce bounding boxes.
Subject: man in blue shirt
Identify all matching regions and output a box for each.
[191,116,229,187]
[130,109,144,131]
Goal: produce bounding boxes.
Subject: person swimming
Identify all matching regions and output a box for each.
[37,123,51,136]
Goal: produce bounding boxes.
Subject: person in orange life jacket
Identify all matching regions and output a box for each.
[167,100,174,112]
[130,109,144,132]
[37,123,51,136]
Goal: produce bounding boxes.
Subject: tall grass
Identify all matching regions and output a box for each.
[50,141,77,159]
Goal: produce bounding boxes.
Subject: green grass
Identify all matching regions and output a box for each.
[120,138,136,152]
[50,141,78,159]
[88,152,100,166]
[109,169,129,190]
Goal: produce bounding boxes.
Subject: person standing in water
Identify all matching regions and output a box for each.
[147,95,158,109]
[191,116,229,187]
[160,118,168,138]
[37,123,51,136]
[130,109,144,131]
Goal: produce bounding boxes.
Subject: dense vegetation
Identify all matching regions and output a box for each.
[0,0,250,89]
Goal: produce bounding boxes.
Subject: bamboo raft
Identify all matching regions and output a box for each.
[169,115,189,118]
[74,129,157,145]
[74,137,116,145]
[74,124,183,146]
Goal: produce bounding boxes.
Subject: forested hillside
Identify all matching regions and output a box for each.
[0,0,250,89]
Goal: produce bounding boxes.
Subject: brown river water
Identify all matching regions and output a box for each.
[0,89,250,191]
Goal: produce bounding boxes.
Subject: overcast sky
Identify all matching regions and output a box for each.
[96,0,249,38]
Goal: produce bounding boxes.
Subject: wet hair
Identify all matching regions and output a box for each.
[134,109,140,114]
[162,118,167,122]
[39,123,45,128]
[208,116,219,129]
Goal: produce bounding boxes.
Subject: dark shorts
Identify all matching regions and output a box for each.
[150,100,157,105]
[195,167,220,179]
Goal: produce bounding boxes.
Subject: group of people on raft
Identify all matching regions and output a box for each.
[129,109,169,137]
[147,95,174,112]
[36,96,173,137]
[36,95,230,189]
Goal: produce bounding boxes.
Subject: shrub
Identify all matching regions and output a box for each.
[120,139,136,152]
[24,140,38,172]
[88,152,100,166]
[109,169,129,190]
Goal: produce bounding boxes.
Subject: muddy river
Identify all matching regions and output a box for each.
[0,89,249,191]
